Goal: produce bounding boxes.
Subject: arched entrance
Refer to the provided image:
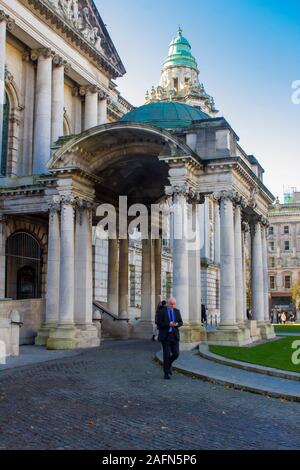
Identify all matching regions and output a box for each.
[42,122,207,350]
[5,232,42,300]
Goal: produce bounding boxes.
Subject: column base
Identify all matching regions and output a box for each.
[258,321,276,340]
[180,323,207,348]
[244,320,261,342]
[75,324,101,348]
[133,320,155,339]
[35,323,57,346]
[47,325,80,350]
[101,316,130,340]
[206,325,253,346]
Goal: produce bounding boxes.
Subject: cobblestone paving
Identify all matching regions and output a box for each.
[0,340,299,450]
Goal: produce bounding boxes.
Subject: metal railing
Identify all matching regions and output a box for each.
[93,300,130,323]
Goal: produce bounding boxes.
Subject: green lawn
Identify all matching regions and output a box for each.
[274,324,300,334]
[209,337,300,373]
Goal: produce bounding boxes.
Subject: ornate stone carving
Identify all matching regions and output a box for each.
[0,10,15,31]
[165,185,205,204]
[48,196,61,222]
[4,66,14,84]
[249,186,260,209]
[53,54,71,72]
[76,198,94,225]
[45,0,113,57]
[212,190,238,203]
[30,48,53,61]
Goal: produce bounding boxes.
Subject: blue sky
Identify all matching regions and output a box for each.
[95,0,300,200]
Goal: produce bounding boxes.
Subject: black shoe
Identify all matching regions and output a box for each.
[164,374,171,380]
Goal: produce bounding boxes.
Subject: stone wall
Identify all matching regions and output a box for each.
[201,264,220,321]
[0,299,45,346]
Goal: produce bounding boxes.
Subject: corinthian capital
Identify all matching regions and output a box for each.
[31,48,53,61]
[0,10,15,31]
[60,194,76,207]
[165,185,205,204]
[212,190,238,203]
[52,54,71,72]
[48,196,61,220]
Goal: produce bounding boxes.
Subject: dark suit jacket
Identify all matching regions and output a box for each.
[156,307,183,342]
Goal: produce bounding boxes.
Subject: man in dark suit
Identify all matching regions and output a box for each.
[156,297,183,380]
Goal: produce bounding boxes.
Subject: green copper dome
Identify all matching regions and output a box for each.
[119,102,210,129]
[163,28,198,71]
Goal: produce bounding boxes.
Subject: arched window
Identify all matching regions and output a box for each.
[5,232,42,300]
[1,92,9,176]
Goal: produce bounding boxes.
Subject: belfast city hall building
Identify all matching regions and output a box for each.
[0,0,275,357]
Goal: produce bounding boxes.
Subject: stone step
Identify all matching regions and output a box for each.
[155,349,300,402]
[199,344,300,382]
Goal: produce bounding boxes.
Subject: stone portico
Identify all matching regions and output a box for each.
[0,1,275,357]
[28,120,274,350]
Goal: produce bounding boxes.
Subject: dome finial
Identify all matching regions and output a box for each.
[177,26,183,37]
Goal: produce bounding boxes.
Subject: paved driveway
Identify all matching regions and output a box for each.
[0,340,299,450]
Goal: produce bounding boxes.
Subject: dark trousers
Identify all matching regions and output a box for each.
[161,332,180,375]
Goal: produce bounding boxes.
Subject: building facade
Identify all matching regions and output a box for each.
[0,1,275,358]
[268,190,300,319]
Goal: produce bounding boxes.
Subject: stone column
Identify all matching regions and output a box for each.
[98,95,108,125]
[234,203,244,325]
[136,238,156,337]
[219,194,238,328]
[51,57,66,143]
[154,238,162,308]
[84,86,98,130]
[251,219,265,323]
[0,13,14,167]
[0,13,7,167]
[207,192,248,345]
[32,49,53,174]
[242,224,248,321]
[21,53,35,176]
[188,202,201,323]
[261,225,270,322]
[74,202,93,327]
[172,191,189,324]
[36,199,60,346]
[187,200,206,342]
[214,199,221,265]
[118,238,129,319]
[0,214,6,298]
[108,239,119,314]
[74,201,100,347]
[47,195,78,350]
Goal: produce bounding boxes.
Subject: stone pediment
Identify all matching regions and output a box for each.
[26,0,126,78]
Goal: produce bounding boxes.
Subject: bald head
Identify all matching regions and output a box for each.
[168,297,177,308]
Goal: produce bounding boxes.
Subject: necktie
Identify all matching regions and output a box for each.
[169,309,174,332]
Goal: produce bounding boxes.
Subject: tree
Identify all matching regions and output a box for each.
[290,285,300,310]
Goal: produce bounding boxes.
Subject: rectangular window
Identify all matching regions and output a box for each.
[269,242,275,251]
[284,226,290,234]
[284,241,290,251]
[129,265,136,308]
[268,226,274,236]
[270,276,275,290]
[173,78,178,91]
[284,276,291,289]
[269,257,275,268]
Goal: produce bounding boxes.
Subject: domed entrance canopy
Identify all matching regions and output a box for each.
[48,121,201,205]
[120,102,210,130]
